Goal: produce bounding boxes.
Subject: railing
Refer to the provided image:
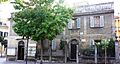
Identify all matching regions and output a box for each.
[74,2,114,13]
[79,56,115,64]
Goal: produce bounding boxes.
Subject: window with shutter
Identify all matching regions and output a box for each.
[94,16,100,27]
[52,40,56,50]
[68,20,72,29]
[76,18,81,28]
[100,16,104,27]
[90,16,104,28]
[71,20,75,28]
[90,16,94,27]
[4,32,8,37]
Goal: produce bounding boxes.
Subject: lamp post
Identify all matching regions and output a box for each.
[92,40,97,64]
[62,28,68,63]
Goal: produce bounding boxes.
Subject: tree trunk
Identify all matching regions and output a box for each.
[64,41,67,63]
[26,38,29,64]
[95,45,97,64]
[49,40,52,63]
[40,40,43,64]
[105,47,107,64]
[35,43,38,62]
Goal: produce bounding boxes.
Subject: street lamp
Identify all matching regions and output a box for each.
[92,40,97,64]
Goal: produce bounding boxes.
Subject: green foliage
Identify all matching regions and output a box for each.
[60,40,65,50]
[107,38,115,57]
[96,38,115,57]
[96,39,110,49]
[14,0,32,10]
[101,39,110,48]
[0,0,8,3]
[13,0,73,42]
[82,38,115,57]
[82,45,95,56]
[0,36,4,42]
[0,36,7,48]
[13,7,34,39]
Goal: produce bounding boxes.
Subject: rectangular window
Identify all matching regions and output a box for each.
[68,19,75,29]
[68,20,73,29]
[0,31,3,36]
[100,16,104,27]
[0,22,2,25]
[4,32,8,37]
[90,16,104,27]
[94,16,100,27]
[90,16,95,27]
[68,18,81,29]
[52,40,56,50]
[76,18,81,28]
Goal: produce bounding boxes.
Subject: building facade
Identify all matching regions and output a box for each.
[7,2,114,63]
[7,18,36,60]
[0,2,10,56]
[61,2,114,62]
[38,2,114,62]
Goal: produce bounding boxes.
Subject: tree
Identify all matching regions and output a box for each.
[12,0,35,63]
[107,38,115,57]
[0,36,4,42]
[96,39,110,64]
[13,0,73,63]
[30,0,73,63]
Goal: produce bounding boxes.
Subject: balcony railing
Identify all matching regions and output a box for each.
[74,2,114,13]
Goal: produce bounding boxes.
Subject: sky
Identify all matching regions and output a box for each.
[0,0,120,18]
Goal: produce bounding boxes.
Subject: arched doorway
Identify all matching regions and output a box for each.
[70,39,78,61]
[17,41,24,60]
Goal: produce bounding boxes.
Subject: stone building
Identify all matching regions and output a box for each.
[7,2,114,63]
[39,2,114,63]
[7,14,37,60]
[55,2,114,62]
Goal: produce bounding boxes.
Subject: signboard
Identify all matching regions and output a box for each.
[28,47,36,56]
[7,47,16,55]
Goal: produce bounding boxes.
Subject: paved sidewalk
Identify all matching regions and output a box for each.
[0,57,82,64]
[0,57,6,63]
[1,61,81,64]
